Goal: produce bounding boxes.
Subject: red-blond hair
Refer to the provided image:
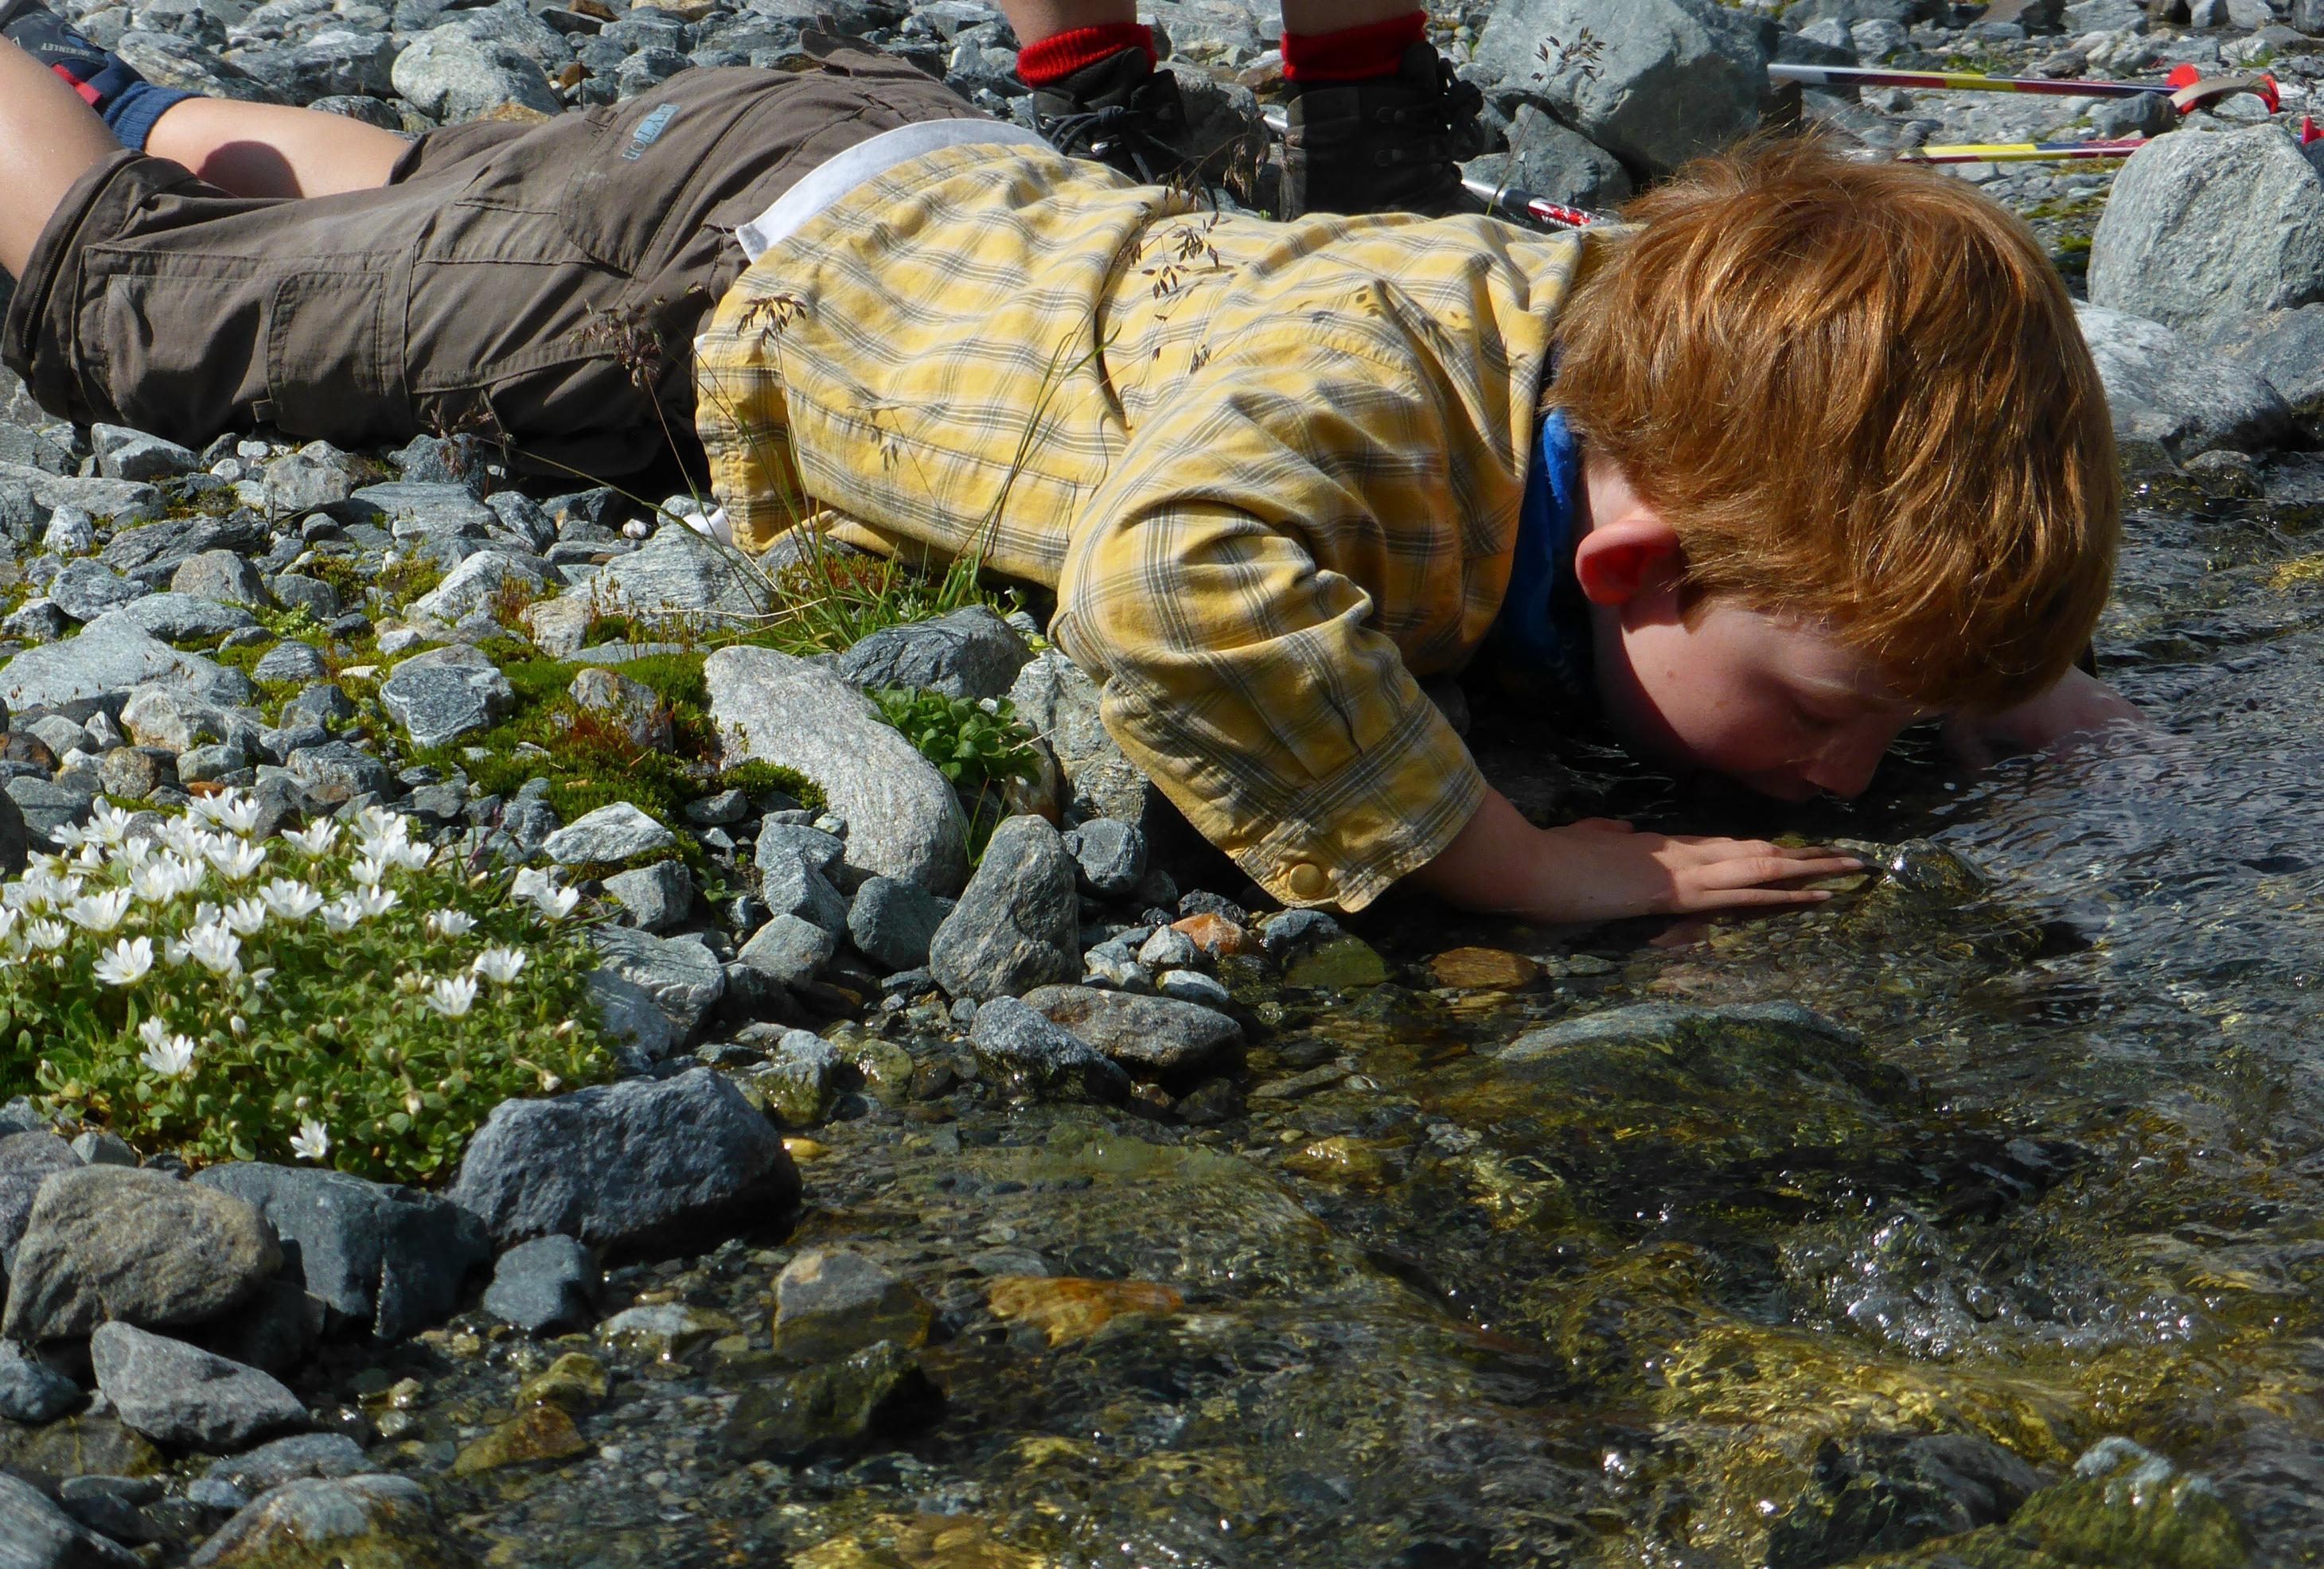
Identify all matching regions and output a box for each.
[1546,137,2118,710]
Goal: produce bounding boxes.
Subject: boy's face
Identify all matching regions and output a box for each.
[1590,597,1924,801]
[1573,462,1925,801]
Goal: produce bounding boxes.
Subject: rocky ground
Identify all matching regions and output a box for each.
[3,0,2324,1566]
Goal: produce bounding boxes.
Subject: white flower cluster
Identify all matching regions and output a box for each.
[0,789,565,1165]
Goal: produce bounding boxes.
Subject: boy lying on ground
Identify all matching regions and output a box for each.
[0,25,2139,926]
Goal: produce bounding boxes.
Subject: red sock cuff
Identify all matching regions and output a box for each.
[1282,10,1427,82]
[1016,22,1156,85]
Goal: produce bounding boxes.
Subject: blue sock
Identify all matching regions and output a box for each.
[3,2,197,152]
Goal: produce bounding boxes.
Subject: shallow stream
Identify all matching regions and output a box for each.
[268,461,2324,1567]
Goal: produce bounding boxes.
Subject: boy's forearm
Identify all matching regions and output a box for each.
[1405,790,1548,914]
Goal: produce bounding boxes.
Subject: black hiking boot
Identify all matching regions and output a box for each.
[1283,40,1487,217]
[1029,45,1199,186]
[2,0,191,148]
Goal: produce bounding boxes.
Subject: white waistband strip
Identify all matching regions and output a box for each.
[735,116,1055,261]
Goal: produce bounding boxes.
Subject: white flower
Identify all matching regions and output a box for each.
[158,816,207,858]
[137,1016,169,1047]
[259,879,325,921]
[472,947,528,986]
[290,1119,331,1162]
[532,885,582,921]
[320,899,362,934]
[353,886,400,920]
[64,889,131,933]
[423,975,479,1018]
[138,1031,197,1079]
[220,897,268,938]
[213,795,261,835]
[285,821,340,859]
[205,839,267,882]
[130,857,199,906]
[86,803,136,847]
[72,842,104,871]
[185,923,243,979]
[389,841,434,872]
[427,909,477,939]
[92,936,154,987]
[49,823,88,850]
[349,855,388,889]
[25,918,71,952]
[115,837,155,871]
[510,867,557,903]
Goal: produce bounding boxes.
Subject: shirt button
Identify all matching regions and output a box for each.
[1285,862,1330,901]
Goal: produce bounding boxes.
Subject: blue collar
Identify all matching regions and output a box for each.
[1490,408,1594,702]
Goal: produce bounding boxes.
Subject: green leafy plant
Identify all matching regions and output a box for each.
[872,687,1042,792]
[0,793,617,1184]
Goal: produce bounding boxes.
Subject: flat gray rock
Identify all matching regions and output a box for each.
[0,613,244,711]
[479,1234,599,1333]
[969,995,1132,1101]
[447,1069,799,1252]
[0,458,159,524]
[736,912,837,988]
[113,591,261,643]
[2076,302,2293,457]
[0,1339,82,1424]
[583,967,676,1061]
[1018,984,1246,1072]
[544,800,673,865]
[537,525,767,656]
[591,925,726,1041]
[285,740,395,804]
[2209,302,2324,426]
[0,1129,80,1269]
[2091,124,2324,342]
[1473,0,1765,177]
[704,646,969,894]
[189,1164,490,1342]
[379,654,515,750]
[848,875,951,973]
[48,559,150,624]
[833,605,1031,701]
[602,859,692,932]
[2,1166,284,1341]
[1499,999,1858,1063]
[90,1323,306,1452]
[407,548,559,625]
[928,816,1079,1000]
[170,549,273,609]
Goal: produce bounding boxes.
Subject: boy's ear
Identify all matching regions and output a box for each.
[1573,512,1686,607]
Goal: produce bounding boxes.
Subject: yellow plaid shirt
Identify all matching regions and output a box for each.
[694,143,1582,911]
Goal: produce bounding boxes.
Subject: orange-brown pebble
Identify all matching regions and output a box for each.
[1427,948,1543,991]
[985,1276,1184,1346]
[1172,912,1252,957]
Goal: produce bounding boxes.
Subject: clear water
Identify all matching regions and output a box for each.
[313,466,2324,1568]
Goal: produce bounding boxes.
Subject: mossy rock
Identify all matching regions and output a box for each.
[0,1413,163,1490]
[182,1474,475,1568]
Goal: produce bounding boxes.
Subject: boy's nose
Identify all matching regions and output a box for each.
[1804,730,1888,799]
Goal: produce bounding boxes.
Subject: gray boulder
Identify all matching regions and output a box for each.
[847,875,952,973]
[408,548,558,625]
[927,816,1080,999]
[2089,124,2324,342]
[185,1475,454,1569]
[1006,648,1161,828]
[758,843,850,936]
[0,614,244,711]
[704,646,969,894]
[1063,818,1147,897]
[969,995,1132,1101]
[113,592,260,643]
[285,740,395,804]
[447,1069,800,1252]
[2075,302,2293,457]
[3,1166,283,1341]
[544,801,674,865]
[479,1235,599,1333]
[1018,984,1246,1073]
[89,1324,306,1452]
[170,550,272,609]
[833,606,1031,700]
[205,1432,374,1495]
[47,560,150,624]
[0,1129,81,1267]
[591,926,726,1041]
[771,1247,933,1361]
[1473,0,1768,177]
[379,650,517,750]
[737,913,838,988]
[602,859,693,931]
[100,512,264,579]
[251,642,329,687]
[2,460,159,525]
[262,444,367,514]
[0,1473,141,1569]
[2208,303,2324,430]
[189,1164,490,1341]
[390,31,560,121]
[584,967,676,1062]
[1466,119,1631,212]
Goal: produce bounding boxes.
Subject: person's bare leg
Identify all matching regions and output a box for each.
[144,97,408,198]
[1281,0,1419,30]
[996,0,1133,43]
[0,37,120,279]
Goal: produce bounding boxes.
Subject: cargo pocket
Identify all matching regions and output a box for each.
[261,262,410,447]
[562,92,762,277]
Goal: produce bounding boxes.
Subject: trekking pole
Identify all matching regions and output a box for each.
[1770,62,2280,115]
[1896,138,2150,163]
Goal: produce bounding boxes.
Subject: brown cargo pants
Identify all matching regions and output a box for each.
[1,52,988,480]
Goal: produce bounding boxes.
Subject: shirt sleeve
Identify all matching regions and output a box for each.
[1053,336,1489,913]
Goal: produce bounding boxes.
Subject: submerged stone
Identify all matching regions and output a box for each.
[451,1402,588,1478]
[772,1248,934,1361]
[718,1341,942,1464]
[185,1474,473,1569]
[985,1276,1183,1347]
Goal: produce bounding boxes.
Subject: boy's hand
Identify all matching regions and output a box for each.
[1942,667,2144,771]
[1409,792,1865,928]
